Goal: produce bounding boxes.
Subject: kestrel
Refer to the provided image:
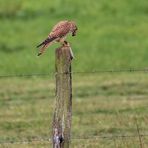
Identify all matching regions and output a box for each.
[37,20,78,56]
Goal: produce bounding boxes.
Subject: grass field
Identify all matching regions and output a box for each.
[0,0,148,147]
[0,73,148,147]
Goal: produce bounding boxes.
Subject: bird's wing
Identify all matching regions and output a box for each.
[37,21,69,48]
[51,20,69,33]
[36,36,57,48]
[49,20,70,38]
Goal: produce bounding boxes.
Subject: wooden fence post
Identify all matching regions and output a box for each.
[52,44,72,148]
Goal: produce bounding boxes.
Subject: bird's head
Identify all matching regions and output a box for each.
[69,21,78,36]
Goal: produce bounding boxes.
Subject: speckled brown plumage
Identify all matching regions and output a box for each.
[37,20,77,56]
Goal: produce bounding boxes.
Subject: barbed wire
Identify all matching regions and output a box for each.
[0,137,50,145]
[0,134,148,145]
[0,67,148,78]
[0,73,50,78]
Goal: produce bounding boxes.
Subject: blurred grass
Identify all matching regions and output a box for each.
[0,73,148,147]
[0,0,148,147]
[0,0,148,74]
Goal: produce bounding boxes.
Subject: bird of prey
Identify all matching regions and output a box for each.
[37,20,78,56]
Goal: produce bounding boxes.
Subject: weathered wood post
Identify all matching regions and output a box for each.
[52,44,73,148]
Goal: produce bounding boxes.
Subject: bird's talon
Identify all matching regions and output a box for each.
[64,41,68,45]
[62,41,68,47]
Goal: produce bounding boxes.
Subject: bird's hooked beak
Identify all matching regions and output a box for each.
[72,28,77,36]
[72,31,76,36]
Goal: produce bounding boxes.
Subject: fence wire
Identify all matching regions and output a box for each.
[0,134,148,145]
[0,67,148,78]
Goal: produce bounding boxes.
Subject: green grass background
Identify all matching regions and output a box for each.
[0,0,148,147]
[0,0,148,74]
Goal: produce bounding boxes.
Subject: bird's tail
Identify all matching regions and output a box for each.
[37,37,56,48]
[37,44,48,56]
[37,37,56,56]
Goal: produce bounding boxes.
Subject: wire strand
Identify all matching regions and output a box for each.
[0,68,148,78]
[0,134,148,145]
